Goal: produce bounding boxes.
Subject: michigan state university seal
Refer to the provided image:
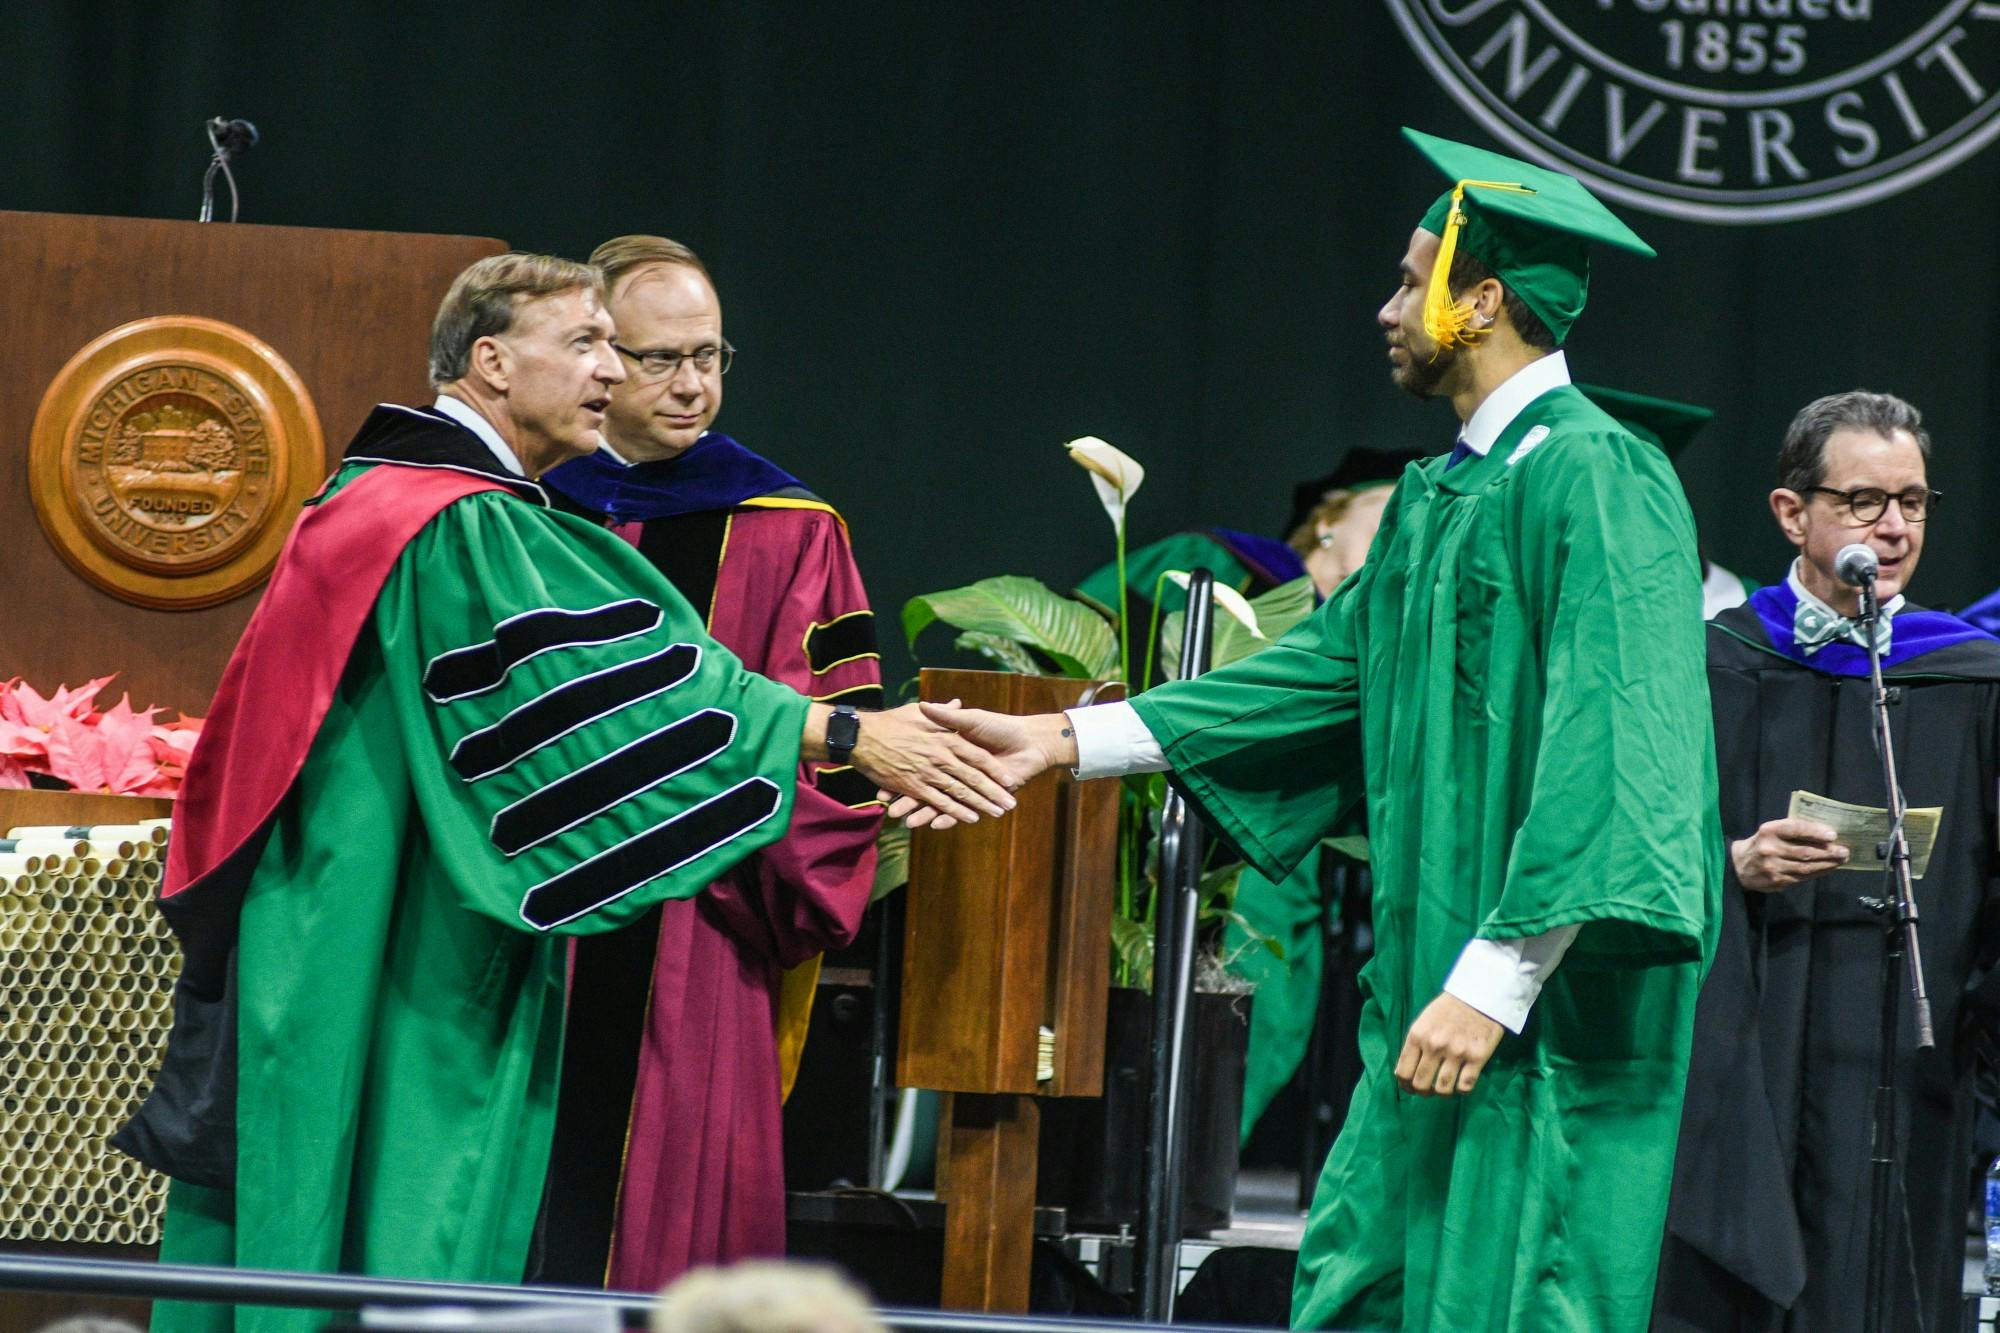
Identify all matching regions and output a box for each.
[29,316,323,609]
[1388,2,2000,222]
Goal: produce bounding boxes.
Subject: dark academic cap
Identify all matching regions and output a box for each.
[1407,127,1654,348]
[1576,384,1714,459]
[1284,445,1425,537]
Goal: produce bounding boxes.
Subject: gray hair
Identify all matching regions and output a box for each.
[428,252,603,387]
[33,1319,146,1333]
[1778,390,1931,493]
[652,1260,884,1333]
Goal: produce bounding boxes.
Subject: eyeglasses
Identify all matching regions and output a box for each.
[1804,485,1942,524]
[613,339,735,380]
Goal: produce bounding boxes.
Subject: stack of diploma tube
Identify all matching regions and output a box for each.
[0,819,177,1247]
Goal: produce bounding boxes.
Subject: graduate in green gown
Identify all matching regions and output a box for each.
[114,255,1014,1333]
[1232,388,1730,1148]
[889,130,1721,1332]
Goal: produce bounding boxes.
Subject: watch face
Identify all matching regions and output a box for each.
[829,708,861,752]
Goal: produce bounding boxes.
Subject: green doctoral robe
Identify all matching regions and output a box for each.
[1131,385,1720,1332]
[150,459,807,1333]
[1228,849,1331,1142]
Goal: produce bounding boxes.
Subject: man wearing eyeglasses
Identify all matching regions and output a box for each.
[534,236,885,1292]
[1656,390,2000,1332]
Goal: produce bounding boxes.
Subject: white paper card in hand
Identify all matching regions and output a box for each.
[1786,790,1943,879]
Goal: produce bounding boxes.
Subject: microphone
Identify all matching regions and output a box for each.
[1835,543,1879,588]
[198,115,258,223]
[207,117,259,155]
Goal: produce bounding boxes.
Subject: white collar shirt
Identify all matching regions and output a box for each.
[1456,349,1571,457]
[431,394,526,478]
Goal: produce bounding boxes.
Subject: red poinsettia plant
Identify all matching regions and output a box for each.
[0,675,205,798]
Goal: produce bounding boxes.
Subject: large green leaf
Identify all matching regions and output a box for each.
[1110,914,1154,990]
[1195,862,1245,913]
[1227,577,1316,661]
[903,576,1119,679]
[872,823,911,902]
[1322,833,1370,863]
[953,631,1039,675]
[1159,575,1319,677]
[1215,908,1287,965]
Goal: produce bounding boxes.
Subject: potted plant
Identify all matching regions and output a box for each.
[895,437,1312,1235]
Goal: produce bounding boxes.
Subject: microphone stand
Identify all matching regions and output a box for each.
[1856,570,1935,1333]
[198,117,254,223]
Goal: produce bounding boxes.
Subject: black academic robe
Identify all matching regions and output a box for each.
[1655,604,2000,1333]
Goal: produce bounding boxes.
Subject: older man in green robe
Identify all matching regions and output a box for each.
[891,129,1720,1331]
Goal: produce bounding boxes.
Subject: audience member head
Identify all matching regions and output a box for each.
[1289,487,1394,597]
[428,252,622,477]
[651,1259,884,1333]
[32,1318,145,1333]
[1284,447,1415,597]
[1770,390,1934,615]
[591,235,729,462]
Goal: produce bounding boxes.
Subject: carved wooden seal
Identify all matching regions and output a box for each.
[29,317,324,609]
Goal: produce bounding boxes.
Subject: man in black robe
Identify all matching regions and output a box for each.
[1655,390,2000,1332]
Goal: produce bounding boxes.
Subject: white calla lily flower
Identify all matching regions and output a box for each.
[1065,436,1145,532]
[1165,570,1264,639]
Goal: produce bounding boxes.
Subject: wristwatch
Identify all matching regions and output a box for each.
[826,704,862,763]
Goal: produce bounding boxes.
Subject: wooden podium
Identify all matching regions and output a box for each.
[0,210,505,716]
[899,669,1121,1311]
[0,211,502,1326]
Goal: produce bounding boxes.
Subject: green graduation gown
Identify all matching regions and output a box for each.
[142,447,808,1332]
[1131,385,1720,1332]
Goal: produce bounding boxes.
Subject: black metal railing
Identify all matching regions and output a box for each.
[0,1252,1260,1332]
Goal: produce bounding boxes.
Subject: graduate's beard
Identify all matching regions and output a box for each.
[1393,340,1458,399]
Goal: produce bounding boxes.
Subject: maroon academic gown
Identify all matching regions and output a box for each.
[535,459,883,1290]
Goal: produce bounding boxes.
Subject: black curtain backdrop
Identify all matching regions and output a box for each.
[7,3,1996,686]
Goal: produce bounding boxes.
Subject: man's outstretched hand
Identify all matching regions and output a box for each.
[828,701,1019,826]
[879,702,1079,830]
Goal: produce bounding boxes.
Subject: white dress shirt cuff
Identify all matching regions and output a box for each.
[1442,924,1582,1034]
[1065,701,1169,781]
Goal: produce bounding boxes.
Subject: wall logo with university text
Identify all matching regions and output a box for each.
[1387,1,2000,223]
[29,316,324,610]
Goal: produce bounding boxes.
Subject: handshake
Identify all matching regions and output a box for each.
[814,700,1086,829]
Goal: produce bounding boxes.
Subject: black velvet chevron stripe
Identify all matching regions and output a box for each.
[519,778,783,930]
[812,765,883,810]
[423,599,661,702]
[805,611,878,675]
[489,709,736,855]
[449,644,700,781]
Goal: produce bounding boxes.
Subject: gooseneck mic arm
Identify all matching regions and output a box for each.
[198,116,258,223]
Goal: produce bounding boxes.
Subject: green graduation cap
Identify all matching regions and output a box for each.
[1576,384,1715,458]
[1405,127,1654,349]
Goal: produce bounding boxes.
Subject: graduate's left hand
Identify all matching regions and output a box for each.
[1395,993,1504,1097]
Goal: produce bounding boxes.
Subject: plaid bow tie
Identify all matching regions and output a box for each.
[1793,599,1891,657]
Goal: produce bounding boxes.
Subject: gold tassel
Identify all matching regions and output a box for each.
[1423,178,1535,356]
